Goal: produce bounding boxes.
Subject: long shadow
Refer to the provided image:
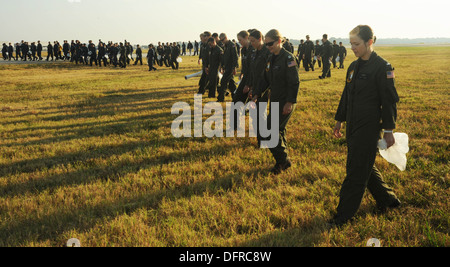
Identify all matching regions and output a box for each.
[0,157,263,246]
[0,137,244,198]
[1,84,204,146]
[1,111,169,148]
[238,221,328,247]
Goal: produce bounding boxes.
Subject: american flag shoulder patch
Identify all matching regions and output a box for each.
[387,71,395,79]
[288,60,297,68]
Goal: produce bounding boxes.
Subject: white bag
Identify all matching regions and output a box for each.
[177,57,182,63]
[378,133,409,171]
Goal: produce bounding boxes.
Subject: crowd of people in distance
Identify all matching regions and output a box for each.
[1,40,202,71]
[2,37,347,73]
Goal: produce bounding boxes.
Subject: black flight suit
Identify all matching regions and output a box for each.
[218,40,238,102]
[332,43,339,68]
[47,43,54,61]
[197,43,210,95]
[246,45,271,145]
[147,49,157,71]
[1,44,7,60]
[8,45,14,61]
[53,43,59,60]
[205,45,223,98]
[88,43,97,66]
[156,45,164,66]
[22,43,29,61]
[81,45,89,64]
[30,43,37,61]
[255,48,300,164]
[333,52,400,224]
[170,45,180,70]
[98,46,108,67]
[313,43,322,68]
[37,43,43,60]
[338,46,347,69]
[320,40,333,78]
[164,45,172,67]
[231,45,254,130]
[134,47,143,65]
[15,43,22,60]
[119,45,127,68]
[303,40,315,71]
[297,43,304,67]
[63,42,70,60]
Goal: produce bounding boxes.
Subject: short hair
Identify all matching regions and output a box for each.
[323,34,328,39]
[237,30,249,39]
[203,31,211,37]
[207,37,215,43]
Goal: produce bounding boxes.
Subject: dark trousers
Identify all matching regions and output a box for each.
[304,56,314,71]
[90,55,98,66]
[47,52,54,61]
[171,59,179,69]
[148,57,157,71]
[332,55,337,68]
[231,76,249,130]
[197,67,209,94]
[164,56,171,67]
[313,56,321,68]
[119,55,127,68]
[134,55,143,65]
[335,125,398,223]
[339,56,345,69]
[218,68,236,101]
[99,56,108,67]
[264,102,296,164]
[206,67,219,98]
[321,58,331,78]
[37,51,42,60]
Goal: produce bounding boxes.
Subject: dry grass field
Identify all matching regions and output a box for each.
[0,46,448,247]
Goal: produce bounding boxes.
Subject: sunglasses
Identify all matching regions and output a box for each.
[265,40,278,47]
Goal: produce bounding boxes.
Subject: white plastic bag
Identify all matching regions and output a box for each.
[378,133,409,171]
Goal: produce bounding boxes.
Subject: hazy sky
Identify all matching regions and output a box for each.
[1,0,449,44]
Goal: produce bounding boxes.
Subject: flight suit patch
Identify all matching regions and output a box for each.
[347,70,354,83]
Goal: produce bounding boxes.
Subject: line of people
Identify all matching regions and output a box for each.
[196,26,401,228]
[282,35,347,79]
[1,39,187,71]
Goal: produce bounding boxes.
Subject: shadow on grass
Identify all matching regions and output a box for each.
[0,165,265,247]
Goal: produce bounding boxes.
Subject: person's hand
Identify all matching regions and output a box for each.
[384,132,396,148]
[205,68,209,75]
[233,68,236,75]
[198,59,201,65]
[334,121,343,138]
[243,85,250,94]
[282,102,294,115]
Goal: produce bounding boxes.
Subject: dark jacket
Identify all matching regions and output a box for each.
[247,45,270,89]
[222,40,238,70]
[256,48,300,104]
[207,45,223,71]
[321,40,333,60]
[335,52,399,135]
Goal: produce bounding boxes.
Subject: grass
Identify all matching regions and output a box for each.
[0,46,448,247]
